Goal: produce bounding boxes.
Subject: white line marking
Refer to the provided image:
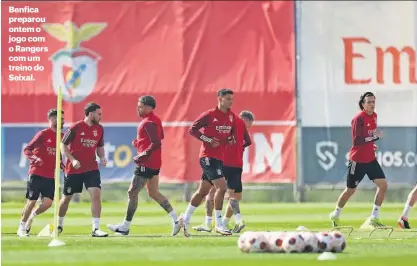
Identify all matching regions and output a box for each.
[1,120,296,128]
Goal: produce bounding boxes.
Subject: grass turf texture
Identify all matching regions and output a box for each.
[2,202,417,266]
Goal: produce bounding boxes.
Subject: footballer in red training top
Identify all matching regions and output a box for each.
[193,110,254,234]
[221,110,253,231]
[17,109,64,237]
[107,95,182,237]
[182,88,236,237]
[330,92,388,228]
[59,102,109,237]
[223,111,253,193]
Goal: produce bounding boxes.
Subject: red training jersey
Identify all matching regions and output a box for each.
[349,111,378,163]
[189,107,236,161]
[62,121,104,174]
[133,112,164,170]
[224,117,252,168]
[24,128,63,179]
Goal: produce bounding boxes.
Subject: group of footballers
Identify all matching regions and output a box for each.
[18,88,256,237]
[17,90,417,237]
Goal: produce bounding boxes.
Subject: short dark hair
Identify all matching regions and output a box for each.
[139,95,156,109]
[239,110,255,122]
[217,88,234,97]
[47,108,64,119]
[84,102,101,116]
[358,92,375,110]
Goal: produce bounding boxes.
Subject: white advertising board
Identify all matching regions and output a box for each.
[298,1,417,126]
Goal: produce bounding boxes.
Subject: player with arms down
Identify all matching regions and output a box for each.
[398,185,417,229]
[193,110,254,233]
[17,109,64,237]
[107,96,182,236]
[329,92,387,228]
[182,88,237,237]
[58,102,109,237]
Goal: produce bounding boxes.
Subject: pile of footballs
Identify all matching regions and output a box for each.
[237,230,346,254]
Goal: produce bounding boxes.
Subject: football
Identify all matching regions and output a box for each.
[237,232,250,252]
[300,232,319,253]
[282,233,305,253]
[316,232,334,252]
[330,231,346,253]
[266,231,287,253]
[242,232,269,253]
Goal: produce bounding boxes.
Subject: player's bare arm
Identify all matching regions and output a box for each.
[96,133,107,166]
[61,129,80,169]
[97,146,107,166]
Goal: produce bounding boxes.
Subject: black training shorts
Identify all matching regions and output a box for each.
[347,159,386,189]
[26,174,55,200]
[134,165,160,179]
[200,157,224,183]
[223,166,243,193]
[63,170,101,195]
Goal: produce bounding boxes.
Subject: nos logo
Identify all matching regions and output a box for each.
[316,141,338,171]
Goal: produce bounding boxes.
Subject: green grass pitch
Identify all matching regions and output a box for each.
[2,202,417,266]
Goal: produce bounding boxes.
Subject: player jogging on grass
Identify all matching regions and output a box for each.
[329,92,388,228]
[58,102,109,237]
[107,96,182,236]
[17,109,64,237]
[193,110,254,233]
[181,88,237,237]
[398,185,417,229]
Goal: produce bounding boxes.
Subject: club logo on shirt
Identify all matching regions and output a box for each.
[81,138,98,148]
[93,130,98,137]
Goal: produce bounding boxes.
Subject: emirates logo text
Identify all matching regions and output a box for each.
[81,138,98,148]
